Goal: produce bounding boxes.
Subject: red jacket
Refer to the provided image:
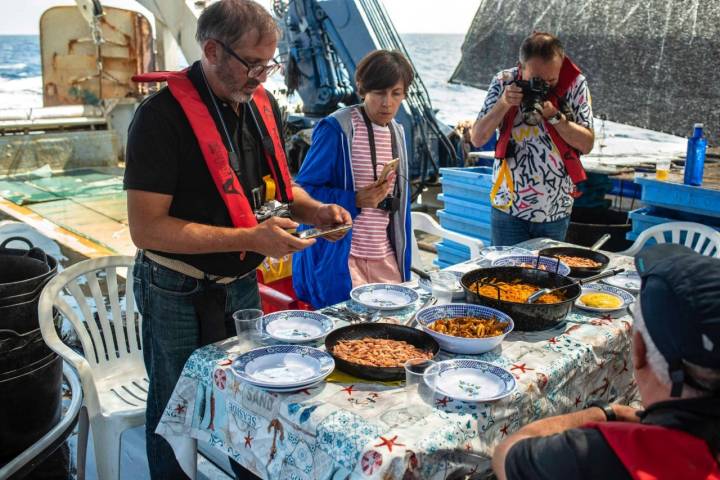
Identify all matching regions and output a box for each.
[588,422,720,480]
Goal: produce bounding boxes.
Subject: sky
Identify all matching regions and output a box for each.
[0,0,479,35]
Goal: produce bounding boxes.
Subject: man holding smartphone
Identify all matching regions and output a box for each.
[124,1,350,477]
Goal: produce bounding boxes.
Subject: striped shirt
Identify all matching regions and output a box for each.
[350,108,396,259]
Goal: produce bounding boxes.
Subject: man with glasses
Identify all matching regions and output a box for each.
[491,244,720,480]
[124,0,350,478]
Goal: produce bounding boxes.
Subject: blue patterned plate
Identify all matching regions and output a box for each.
[492,255,571,276]
[601,270,641,293]
[263,310,334,343]
[416,303,513,354]
[254,378,324,393]
[425,359,516,402]
[350,283,419,310]
[478,246,532,262]
[575,283,635,313]
[231,345,335,387]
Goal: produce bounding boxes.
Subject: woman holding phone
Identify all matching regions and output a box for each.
[292,50,415,308]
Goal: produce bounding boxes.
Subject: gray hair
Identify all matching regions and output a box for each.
[196,0,281,47]
[632,298,720,397]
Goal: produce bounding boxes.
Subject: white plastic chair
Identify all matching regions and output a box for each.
[411,212,484,269]
[621,221,720,257]
[38,255,146,480]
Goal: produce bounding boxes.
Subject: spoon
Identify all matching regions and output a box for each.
[526,268,625,304]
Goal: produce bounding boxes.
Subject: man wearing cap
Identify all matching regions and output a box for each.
[491,244,720,480]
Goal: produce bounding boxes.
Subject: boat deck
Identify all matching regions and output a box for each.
[0,167,133,258]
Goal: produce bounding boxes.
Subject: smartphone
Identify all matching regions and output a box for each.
[376,158,399,185]
[293,224,352,240]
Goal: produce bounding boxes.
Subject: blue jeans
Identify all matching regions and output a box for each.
[133,252,261,479]
[491,208,570,246]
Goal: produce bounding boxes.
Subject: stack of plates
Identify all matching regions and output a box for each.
[230,345,335,392]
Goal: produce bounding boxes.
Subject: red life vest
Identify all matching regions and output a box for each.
[131,69,294,228]
[587,422,720,480]
[495,56,588,192]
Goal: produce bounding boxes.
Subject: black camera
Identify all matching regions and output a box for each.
[512,77,550,125]
[254,200,292,222]
[377,196,400,212]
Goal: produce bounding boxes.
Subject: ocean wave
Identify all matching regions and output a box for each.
[0,63,27,70]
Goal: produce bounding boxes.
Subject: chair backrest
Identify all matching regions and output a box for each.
[38,256,142,372]
[410,212,484,270]
[626,221,720,257]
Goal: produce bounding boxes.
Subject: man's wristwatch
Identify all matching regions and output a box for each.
[547,111,564,125]
[588,400,617,421]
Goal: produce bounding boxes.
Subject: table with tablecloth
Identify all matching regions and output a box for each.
[156,239,639,479]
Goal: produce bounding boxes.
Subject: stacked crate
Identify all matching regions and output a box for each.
[628,177,720,244]
[435,167,494,268]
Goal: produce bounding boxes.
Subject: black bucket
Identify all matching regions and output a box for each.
[0,236,66,478]
[0,237,58,299]
[566,207,632,253]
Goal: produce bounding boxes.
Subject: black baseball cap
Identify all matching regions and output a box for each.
[635,244,720,396]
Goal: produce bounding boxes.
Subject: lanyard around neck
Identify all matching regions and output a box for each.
[359,105,398,181]
[200,66,241,174]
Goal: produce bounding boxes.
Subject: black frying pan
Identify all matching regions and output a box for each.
[324,323,439,381]
[538,246,610,278]
[461,266,582,331]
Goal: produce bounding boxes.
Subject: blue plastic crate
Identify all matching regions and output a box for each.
[438,194,492,221]
[437,210,493,242]
[436,241,470,266]
[440,167,494,189]
[629,206,720,236]
[636,177,720,218]
[627,206,720,246]
[433,258,454,269]
[440,183,491,202]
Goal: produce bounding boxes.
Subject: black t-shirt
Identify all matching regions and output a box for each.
[124,61,283,276]
[504,396,720,480]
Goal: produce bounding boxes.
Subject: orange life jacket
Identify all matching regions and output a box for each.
[132,69,294,228]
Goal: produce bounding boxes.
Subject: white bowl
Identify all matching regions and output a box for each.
[415,303,514,354]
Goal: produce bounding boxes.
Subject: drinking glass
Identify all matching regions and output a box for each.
[404,358,438,415]
[232,308,264,353]
[431,271,456,304]
[656,158,671,180]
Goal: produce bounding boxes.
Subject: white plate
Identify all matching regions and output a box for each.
[425,359,516,402]
[231,345,335,388]
[264,310,334,343]
[575,284,635,312]
[350,283,419,310]
[601,270,641,292]
[256,379,324,393]
[478,246,532,262]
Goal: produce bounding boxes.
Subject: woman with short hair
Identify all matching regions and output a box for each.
[293,50,415,308]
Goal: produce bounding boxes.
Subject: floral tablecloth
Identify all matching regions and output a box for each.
[157,240,639,479]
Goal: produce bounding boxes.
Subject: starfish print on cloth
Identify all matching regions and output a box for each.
[374,435,405,452]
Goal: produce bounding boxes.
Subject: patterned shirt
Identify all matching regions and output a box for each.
[350,108,396,259]
[479,67,593,222]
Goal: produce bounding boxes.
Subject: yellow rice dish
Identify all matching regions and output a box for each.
[579,292,623,309]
